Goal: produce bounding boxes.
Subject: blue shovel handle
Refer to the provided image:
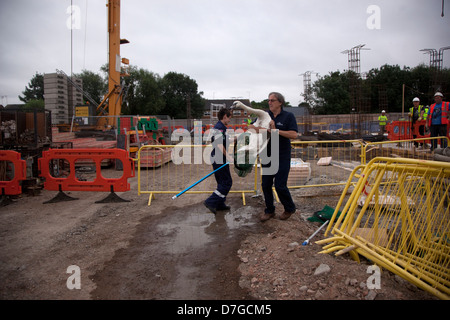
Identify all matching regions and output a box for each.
[172,162,230,200]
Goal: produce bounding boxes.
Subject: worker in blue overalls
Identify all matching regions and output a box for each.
[249,92,298,222]
[204,108,233,214]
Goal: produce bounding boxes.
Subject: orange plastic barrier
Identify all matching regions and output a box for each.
[39,148,134,192]
[0,150,26,195]
[386,121,411,141]
[410,120,431,144]
[387,120,450,141]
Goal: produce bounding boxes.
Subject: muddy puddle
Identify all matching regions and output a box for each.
[91,198,266,299]
[157,205,256,255]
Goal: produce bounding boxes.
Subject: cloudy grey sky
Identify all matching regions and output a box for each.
[0,0,449,107]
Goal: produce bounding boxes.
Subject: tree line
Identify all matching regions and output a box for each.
[304,64,450,115]
[19,65,206,119]
[19,63,450,117]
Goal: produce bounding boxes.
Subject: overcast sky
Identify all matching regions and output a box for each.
[0,0,449,107]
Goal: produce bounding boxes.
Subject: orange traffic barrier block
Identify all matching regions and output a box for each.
[0,150,26,195]
[39,148,134,193]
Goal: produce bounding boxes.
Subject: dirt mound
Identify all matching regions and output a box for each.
[237,211,436,300]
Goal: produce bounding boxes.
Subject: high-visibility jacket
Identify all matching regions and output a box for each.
[378,115,388,126]
[409,105,426,120]
[423,107,429,120]
[428,101,449,126]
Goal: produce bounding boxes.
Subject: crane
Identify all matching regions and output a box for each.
[99,0,130,129]
[67,0,130,131]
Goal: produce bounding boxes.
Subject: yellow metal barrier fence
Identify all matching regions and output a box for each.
[137,144,258,206]
[136,137,448,207]
[361,136,450,164]
[287,140,364,191]
[317,157,450,300]
[137,140,366,205]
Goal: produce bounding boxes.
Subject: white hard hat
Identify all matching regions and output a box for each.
[382,110,386,113]
[434,92,443,97]
[413,97,420,102]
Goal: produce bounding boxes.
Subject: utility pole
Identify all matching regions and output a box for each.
[402,83,405,119]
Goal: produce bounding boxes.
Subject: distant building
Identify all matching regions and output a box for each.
[44,73,83,125]
[3,104,25,110]
[284,106,309,117]
[202,99,251,121]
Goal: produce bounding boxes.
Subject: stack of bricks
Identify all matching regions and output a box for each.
[287,158,311,186]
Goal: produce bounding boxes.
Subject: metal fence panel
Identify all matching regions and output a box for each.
[137,144,258,205]
[318,157,450,300]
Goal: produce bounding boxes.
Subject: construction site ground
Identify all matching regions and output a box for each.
[0,167,439,301]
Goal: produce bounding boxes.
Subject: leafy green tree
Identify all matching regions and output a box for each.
[23,99,45,111]
[251,100,268,110]
[121,66,165,115]
[308,64,450,115]
[366,64,411,113]
[407,65,450,105]
[408,64,432,101]
[251,99,292,110]
[19,72,44,103]
[160,72,204,119]
[312,71,351,114]
[74,70,107,104]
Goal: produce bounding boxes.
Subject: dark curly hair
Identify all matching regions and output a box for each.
[218,108,231,120]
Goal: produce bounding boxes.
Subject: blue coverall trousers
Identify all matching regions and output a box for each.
[204,162,232,209]
[261,157,296,214]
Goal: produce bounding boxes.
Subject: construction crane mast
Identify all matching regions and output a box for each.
[98,0,129,129]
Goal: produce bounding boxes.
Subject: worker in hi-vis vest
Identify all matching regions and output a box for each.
[426,92,449,151]
[378,110,388,135]
[409,97,426,148]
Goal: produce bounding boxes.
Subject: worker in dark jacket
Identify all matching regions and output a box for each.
[204,108,233,214]
[249,92,298,222]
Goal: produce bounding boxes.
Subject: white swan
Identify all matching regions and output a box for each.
[230,101,272,175]
[231,101,272,129]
